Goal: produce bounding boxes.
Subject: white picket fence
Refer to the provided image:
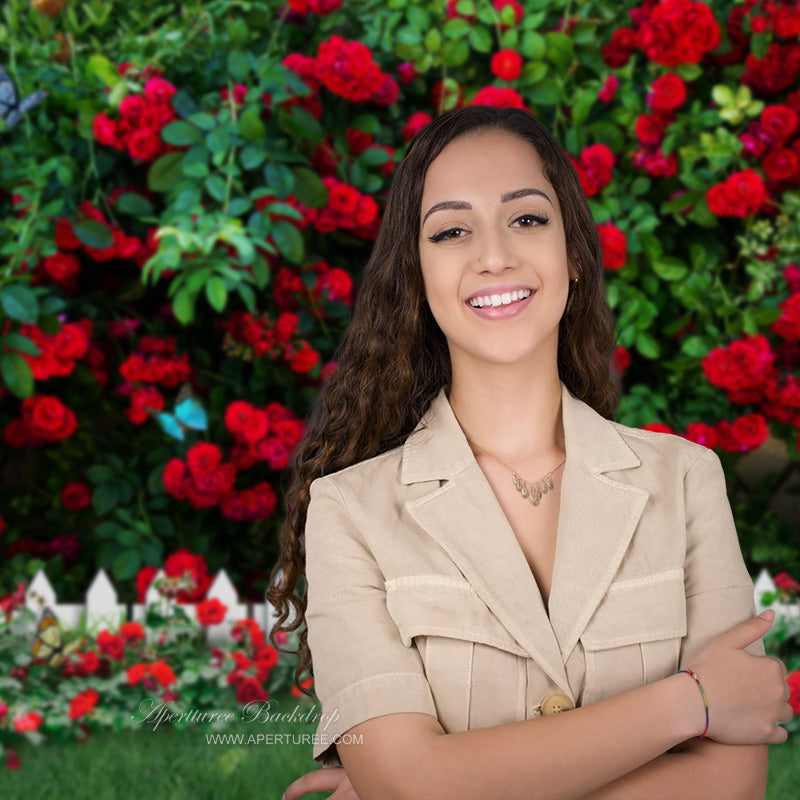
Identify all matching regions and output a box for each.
[24,567,290,646]
[21,567,797,648]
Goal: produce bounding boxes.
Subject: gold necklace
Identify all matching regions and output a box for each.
[468,441,565,507]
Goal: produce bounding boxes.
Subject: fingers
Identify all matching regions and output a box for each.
[283,767,347,800]
[717,609,775,650]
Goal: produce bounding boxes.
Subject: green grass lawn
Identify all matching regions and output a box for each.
[2,692,798,800]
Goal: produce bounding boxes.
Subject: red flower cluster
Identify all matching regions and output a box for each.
[93,73,178,161]
[742,42,800,97]
[225,618,278,704]
[117,336,194,425]
[126,660,177,688]
[706,169,767,217]
[163,443,238,510]
[597,222,628,270]
[273,260,354,312]
[97,629,126,662]
[740,103,800,193]
[306,177,381,240]
[68,687,99,720]
[638,0,720,66]
[287,0,342,14]
[598,75,619,103]
[285,36,398,106]
[569,143,615,196]
[772,293,800,340]
[789,671,800,715]
[223,309,321,373]
[17,319,90,380]
[196,597,228,625]
[402,111,433,142]
[225,398,305,471]
[3,394,78,447]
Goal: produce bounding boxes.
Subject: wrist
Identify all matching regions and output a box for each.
[660,672,708,742]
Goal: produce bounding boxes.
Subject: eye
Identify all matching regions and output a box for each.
[513,213,550,228]
[427,227,467,243]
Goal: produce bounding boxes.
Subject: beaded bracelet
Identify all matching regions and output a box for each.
[676,668,709,739]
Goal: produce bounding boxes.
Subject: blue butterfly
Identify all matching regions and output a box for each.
[0,66,48,129]
[155,389,208,441]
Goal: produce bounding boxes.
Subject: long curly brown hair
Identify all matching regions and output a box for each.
[267,106,619,695]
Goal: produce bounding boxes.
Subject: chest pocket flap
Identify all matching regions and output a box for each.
[582,568,687,650]
[385,575,529,657]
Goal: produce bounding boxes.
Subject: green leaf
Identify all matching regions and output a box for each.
[161,121,204,146]
[73,219,113,249]
[652,257,688,281]
[206,127,231,154]
[443,18,470,37]
[441,39,470,67]
[87,464,115,483]
[205,174,227,202]
[0,284,39,323]
[291,167,326,208]
[112,549,141,581]
[240,145,267,171]
[468,26,492,53]
[527,82,561,106]
[278,106,323,147]
[115,193,154,217]
[227,51,251,82]
[0,352,33,398]
[206,276,228,312]
[680,336,711,357]
[95,521,121,540]
[182,146,210,179]
[148,151,185,192]
[190,112,218,131]
[0,332,40,356]
[173,287,195,324]
[635,331,660,359]
[93,484,120,515]
[520,31,547,60]
[239,110,266,143]
[237,282,257,311]
[264,162,295,198]
[87,55,121,88]
[521,62,548,84]
[545,32,573,69]
[271,220,305,264]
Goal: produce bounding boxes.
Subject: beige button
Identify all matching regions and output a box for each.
[540,692,574,716]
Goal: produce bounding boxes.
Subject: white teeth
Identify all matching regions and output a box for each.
[468,289,532,308]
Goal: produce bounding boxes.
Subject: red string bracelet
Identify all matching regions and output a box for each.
[676,668,709,739]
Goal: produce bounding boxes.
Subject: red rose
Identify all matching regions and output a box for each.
[143,77,177,105]
[316,267,353,305]
[148,660,177,687]
[13,712,43,733]
[490,49,523,81]
[470,86,526,109]
[402,111,433,142]
[289,341,320,373]
[729,414,769,452]
[197,597,228,626]
[774,572,800,593]
[641,422,674,434]
[771,293,800,341]
[42,252,81,282]
[236,676,268,705]
[328,182,360,216]
[68,688,99,720]
[54,217,80,249]
[23,394,77,442]
[684,422,718,449]
[597,222,627,270]
[702,335,774,393]
[186,442,224,481]
[97,630,125,661]
[763,148,799,184]
[639,0,720,66]
[92,113,119,147]
[760,105,798,145]
[602,27,638,68]
[225,400,269,444]
[119,621,145,642]
[127,663,148,685]
[789,671,800,715]
[635,113,667,146]
[598,75,619,103]
[706,169,767,217]
[61,480,92,511]
[135,566,159,603]
[493,0,524,27]
[127,129,162,162]
[648,73,686,113]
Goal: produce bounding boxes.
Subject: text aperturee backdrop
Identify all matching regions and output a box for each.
[1,0,800,737]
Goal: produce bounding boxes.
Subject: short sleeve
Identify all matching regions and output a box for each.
[679,448,763,665]
[304,476,437,766]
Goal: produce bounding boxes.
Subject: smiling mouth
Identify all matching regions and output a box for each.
[468,289,532,309]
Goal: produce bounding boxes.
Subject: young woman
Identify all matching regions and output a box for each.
[270,106,792,800]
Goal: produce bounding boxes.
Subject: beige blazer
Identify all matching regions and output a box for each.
[304,382,760,766]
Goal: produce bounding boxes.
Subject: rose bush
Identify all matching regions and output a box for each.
[1,0,800,725]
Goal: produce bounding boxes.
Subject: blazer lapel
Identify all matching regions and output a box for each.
[547,383,649,660]
[402,389,570,694]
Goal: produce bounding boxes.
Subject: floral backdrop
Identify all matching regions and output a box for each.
[1,0,799,768]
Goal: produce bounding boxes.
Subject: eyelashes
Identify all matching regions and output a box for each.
[426,213,550,243]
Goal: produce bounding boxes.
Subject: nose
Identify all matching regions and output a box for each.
[474,226,519,274]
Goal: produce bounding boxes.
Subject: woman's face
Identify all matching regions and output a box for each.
[418,129,574,376]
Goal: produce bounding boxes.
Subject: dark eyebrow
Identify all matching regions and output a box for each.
[421,188,553,225]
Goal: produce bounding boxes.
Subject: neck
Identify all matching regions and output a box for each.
[447,360,565,470]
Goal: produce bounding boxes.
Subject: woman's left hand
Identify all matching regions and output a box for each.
[282,766,361,800]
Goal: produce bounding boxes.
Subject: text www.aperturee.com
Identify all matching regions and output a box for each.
[205,732,364,746]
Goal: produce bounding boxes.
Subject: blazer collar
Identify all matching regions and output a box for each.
[400,382,649,698]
